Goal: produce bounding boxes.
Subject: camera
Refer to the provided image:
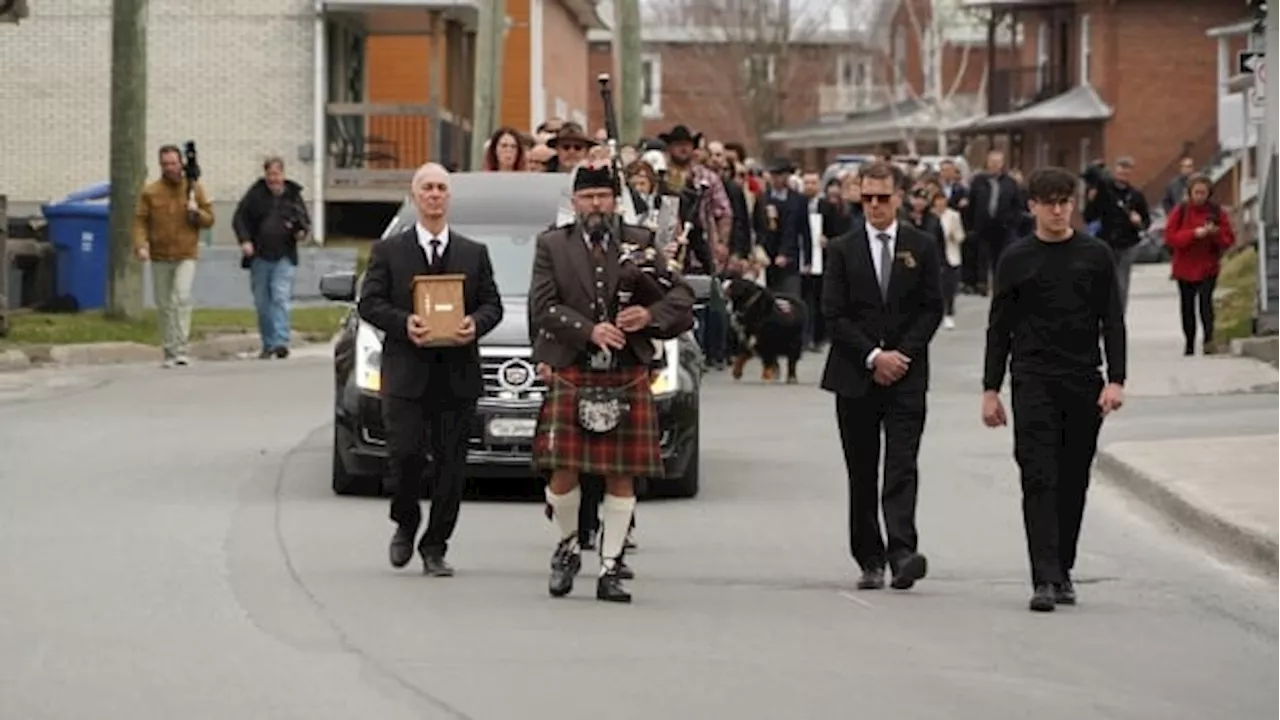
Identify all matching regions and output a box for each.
[183,141,201,184]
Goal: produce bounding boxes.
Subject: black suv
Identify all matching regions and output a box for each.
[319,172,707,499]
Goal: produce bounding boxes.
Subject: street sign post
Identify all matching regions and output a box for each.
[1239,50,1266,122]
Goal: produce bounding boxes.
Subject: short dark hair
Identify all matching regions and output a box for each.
[1186,172,1213,194]
[859,161,898,184]
[724,141,748,160]
[1026,167,1079,202]
[158,144,181,159]
[263,156,284,172]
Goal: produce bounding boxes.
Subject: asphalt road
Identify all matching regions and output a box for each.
[0,296,1276,720]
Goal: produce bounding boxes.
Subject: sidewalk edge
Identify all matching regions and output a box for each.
[1095,450,1278,576]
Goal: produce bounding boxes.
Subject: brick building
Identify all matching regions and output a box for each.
[952,0,1248,203]
[585,2,873,156]
[0,0,314,242]
[766,0,1015,169]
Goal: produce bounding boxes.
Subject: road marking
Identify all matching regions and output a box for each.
[838,590,876,609]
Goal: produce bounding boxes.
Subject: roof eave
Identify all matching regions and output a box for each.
[561,0,605,29]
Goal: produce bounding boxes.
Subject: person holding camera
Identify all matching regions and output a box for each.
[232,157,312,359]
[1163,173,1236,355]
[132,144,216,368]
[1083,156,1151,310]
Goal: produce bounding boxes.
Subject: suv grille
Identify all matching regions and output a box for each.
[481,354,547,401]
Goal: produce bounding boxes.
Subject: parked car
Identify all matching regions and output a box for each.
[319,172,707,499]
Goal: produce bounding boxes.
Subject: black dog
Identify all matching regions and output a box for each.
[721,277,807,384]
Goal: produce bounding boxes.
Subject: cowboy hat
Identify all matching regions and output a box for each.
[547,124,597,149]
[657,125,702,146]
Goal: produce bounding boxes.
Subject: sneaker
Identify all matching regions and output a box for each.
[174,355,190,367]
[943,316,956,330]
[161,358,176,369]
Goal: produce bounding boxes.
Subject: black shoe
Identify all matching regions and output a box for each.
[422,555,454,577]
[1030,584,1057,612]
[596,566,632,603]
[274,346,290,359]
[259,349,274,359]
[856,566,885,590]
[549,537,582,598]
[1054,579,1077,605]
[615,558,635,581]
[890,552,928,590]
[389,525,417,568]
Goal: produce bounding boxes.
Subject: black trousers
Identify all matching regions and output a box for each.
[940,265,959,316]
[801,274,826,346]
[835,388,927,571]
[767,267,802,297]
[383,394,475,557]
[1178,276,1216,350]
[1010,374,1104,586]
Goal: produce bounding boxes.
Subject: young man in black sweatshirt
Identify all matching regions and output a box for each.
[980,166,1128,613]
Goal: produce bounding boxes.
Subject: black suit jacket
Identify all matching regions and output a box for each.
[752,190,812,270]
[357,228,504,401]
[965,173,1022,235]
[819,223,944,398]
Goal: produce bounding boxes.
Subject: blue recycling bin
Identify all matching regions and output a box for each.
[42,182,112,311]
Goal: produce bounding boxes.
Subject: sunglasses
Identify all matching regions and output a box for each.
[862,193,894,204]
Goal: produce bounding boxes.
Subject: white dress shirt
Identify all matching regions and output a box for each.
[864,220,898,370]
[415,223,450,264]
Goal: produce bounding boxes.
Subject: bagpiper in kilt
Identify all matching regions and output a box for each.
[529,163,694,603]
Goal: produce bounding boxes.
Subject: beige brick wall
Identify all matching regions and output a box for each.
[0,0,314,244]
[542,0,591,129]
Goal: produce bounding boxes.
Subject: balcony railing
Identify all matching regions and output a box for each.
[988,65,1070,115]
[817,84,904,116]
[326,102,473,190]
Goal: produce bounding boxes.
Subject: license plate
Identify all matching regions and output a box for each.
[488,417,537,439]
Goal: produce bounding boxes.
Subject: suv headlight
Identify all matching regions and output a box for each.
[355,321,384,392]
[649,339,680,397]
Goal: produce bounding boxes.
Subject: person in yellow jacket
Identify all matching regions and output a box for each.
[132,144,215,366]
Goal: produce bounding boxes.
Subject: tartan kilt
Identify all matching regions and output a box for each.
[532,366,663,478]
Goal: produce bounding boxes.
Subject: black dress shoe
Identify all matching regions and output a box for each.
[890,552,928,590]
[389,525,417,568]
[549,538,582,598]
[596,566,632,603]
[856,567,885,590]
[1054,579,1077,605]
[422,555,454,577]
[274,346,290,359]
[1029,584,1057,612]
[615,558,635,581]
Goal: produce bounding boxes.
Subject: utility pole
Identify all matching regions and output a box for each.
[106,0,147,320]
[470,0,506,169]
[615,0,642,144]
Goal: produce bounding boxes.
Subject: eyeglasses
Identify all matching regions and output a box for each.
[560,143,586,152]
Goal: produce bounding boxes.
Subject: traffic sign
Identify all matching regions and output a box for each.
[1238,49,1265,76]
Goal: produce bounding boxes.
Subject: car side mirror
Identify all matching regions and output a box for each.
[319,271,357,302]
[684,274,712,302]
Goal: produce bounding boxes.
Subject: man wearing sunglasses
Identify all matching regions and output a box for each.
[819,161,944,593]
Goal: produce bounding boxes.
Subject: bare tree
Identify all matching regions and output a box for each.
[880,0,992,155]
[649,0,848,153]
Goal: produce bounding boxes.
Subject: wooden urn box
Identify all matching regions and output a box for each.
[412,274,466,346]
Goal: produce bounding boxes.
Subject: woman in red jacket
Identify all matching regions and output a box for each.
[1164,174,1235,355]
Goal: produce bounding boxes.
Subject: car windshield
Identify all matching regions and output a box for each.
[452,225,540,297]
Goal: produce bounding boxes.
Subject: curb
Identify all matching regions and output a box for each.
[0,332,333,372]
[1095,450,1279,576]
[1230,335,1280,368]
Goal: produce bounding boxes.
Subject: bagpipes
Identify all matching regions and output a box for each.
[595,73,678,309]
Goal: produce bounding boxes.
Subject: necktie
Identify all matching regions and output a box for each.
[987,176,1000,217]
[428,239,441,267]
[877,232,892,300]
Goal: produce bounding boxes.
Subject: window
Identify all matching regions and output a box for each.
[1079,136,1092,171]
[741,54,776,86]
[893,25,907,86]
[640,53,662,118]
[838,53,857,86]
[554,97,568,120]
[922,28,938,96]
[1078,14,1091,86]
[1036,21,1049,91]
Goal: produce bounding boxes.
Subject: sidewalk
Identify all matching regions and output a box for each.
[1097,265,1278,573]
[1098,436,1277,573]
[1120,265,1278,397]
[0,330,331,371]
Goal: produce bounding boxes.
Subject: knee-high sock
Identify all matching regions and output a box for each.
[600,494,637,571]
[545,485,580,542]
